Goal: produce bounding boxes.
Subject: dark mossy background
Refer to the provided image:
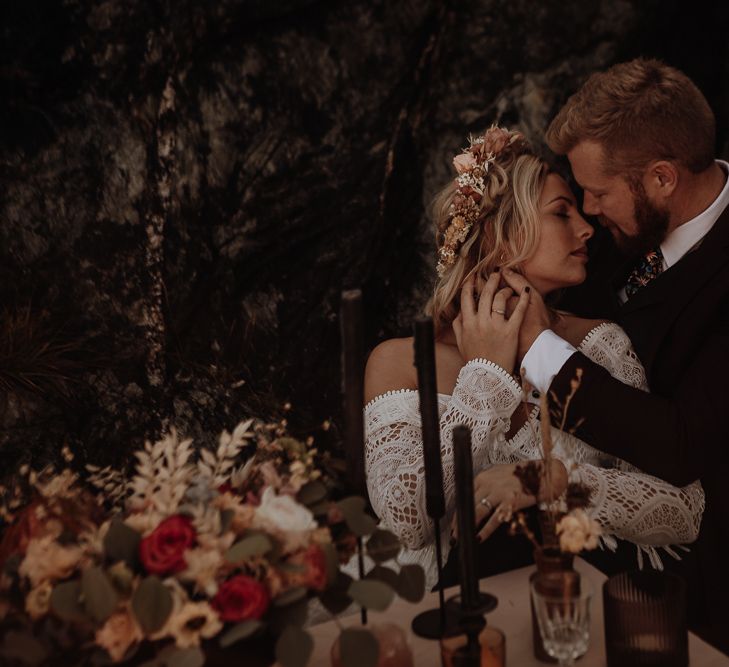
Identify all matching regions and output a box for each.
[2,0,728,474]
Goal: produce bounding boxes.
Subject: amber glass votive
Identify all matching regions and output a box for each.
[603,570,688,667]
[330,622,414,667]
[440,626,506,667]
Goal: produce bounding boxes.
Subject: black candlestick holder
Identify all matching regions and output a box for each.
[411,521,459,639]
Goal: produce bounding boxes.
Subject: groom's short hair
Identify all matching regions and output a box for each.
[546,58,715,178]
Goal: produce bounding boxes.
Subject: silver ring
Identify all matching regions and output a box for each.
[479,497,493,513]
[492,308,506,315]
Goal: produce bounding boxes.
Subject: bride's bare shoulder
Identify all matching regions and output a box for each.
[364,337,417,404]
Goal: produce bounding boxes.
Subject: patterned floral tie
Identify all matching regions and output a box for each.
[625,247,664,298]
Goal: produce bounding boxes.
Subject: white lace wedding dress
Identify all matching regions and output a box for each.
[364,322,705,589]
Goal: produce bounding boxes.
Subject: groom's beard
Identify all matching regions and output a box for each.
[603,184,670,258]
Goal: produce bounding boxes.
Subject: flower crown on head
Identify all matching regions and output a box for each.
[436,125,523,276]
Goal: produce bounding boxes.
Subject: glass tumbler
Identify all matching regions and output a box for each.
[530,572,592,666]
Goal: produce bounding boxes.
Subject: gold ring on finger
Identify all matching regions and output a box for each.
[491,308,506,315]
[479,497,493,513]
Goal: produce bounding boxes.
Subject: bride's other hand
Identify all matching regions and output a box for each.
[501,268,551,363]
[472,463,535,542]
[449,462,534,542]
[469,459,568,542]
[452,270,530,373]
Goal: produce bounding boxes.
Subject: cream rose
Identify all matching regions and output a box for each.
[557,509,601,554]
[254,487,317,533]
[18,536,84,587]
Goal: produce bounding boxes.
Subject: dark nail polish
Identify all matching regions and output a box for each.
[477,534,483,543]
[449,536,457,548]
[525,286,530,293]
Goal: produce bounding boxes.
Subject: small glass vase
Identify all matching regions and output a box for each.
[530,547,575,663]
[330,622,414,667]
[440,625,506,667]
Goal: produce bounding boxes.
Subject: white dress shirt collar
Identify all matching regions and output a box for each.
[661,159,729,268]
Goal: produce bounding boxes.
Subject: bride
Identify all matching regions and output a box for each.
[363,126,704,588]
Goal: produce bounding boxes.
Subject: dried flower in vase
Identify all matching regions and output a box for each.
[509,369,601,556]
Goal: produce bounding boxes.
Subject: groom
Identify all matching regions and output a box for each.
[510,58,729,653]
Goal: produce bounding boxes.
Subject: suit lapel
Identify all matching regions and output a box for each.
[618,206,729,373]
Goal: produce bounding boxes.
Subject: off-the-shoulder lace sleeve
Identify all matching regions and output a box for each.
[572,323,705,567]
[364,360,521,553]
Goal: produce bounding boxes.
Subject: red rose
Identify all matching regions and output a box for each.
[212,575,270,622]
[286,545,328,592]
[138,515,196,575]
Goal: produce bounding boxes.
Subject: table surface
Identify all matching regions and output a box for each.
[308,558,729,666]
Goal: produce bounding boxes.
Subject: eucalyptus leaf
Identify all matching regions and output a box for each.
[219,508,234,534]
[274,586,307,607]
[225,533,273,563]
[347,579,395,611]
[308,501,330,516]
[50,580,87,622]
[318,571,354,616]
[131,576,173,634]
[340,628,379,667]
[103,518,141,567]
[366,565,399,590]
[163,648,205,667]
[278,562,307,574]
[366,529,400,563]
[219,619,264,647]
[82,567,119,623]
[337,496,377,537]
[296,480,328,506]
[396,564,426,603]
[275,625,313,667]
[321,542,340,587]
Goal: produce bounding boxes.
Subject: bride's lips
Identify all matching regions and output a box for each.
[570,247,589,261]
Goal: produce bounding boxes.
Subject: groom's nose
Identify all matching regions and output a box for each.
[583,191,600,216]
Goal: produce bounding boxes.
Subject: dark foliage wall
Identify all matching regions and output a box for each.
[2,0,728,474]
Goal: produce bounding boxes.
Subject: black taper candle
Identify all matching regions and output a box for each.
[453,425,480,611]
[413,317,446,519]
[340,289,367,500]
[340,289,368,626]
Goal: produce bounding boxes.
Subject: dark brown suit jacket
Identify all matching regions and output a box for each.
[551,204,729,654]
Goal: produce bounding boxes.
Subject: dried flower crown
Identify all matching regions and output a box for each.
[437,125,522,276]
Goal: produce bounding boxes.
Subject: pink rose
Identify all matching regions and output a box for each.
[452,152,477,174]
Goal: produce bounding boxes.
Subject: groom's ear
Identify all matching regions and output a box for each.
[644,160,678,200]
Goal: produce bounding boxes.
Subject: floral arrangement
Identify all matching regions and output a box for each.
[0,418,424,667]
[510,370,602,555]
[437,125,527,276]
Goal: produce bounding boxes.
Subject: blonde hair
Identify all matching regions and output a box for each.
[546,58,715,177]
[426,134,549,336]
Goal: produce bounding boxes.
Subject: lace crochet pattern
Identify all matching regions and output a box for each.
[364,323,704,588]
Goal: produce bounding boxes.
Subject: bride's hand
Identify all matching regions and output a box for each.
[472,463,536,542]
[501,268,551,364]
[449,462,535,542]
[452,269,530,373]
